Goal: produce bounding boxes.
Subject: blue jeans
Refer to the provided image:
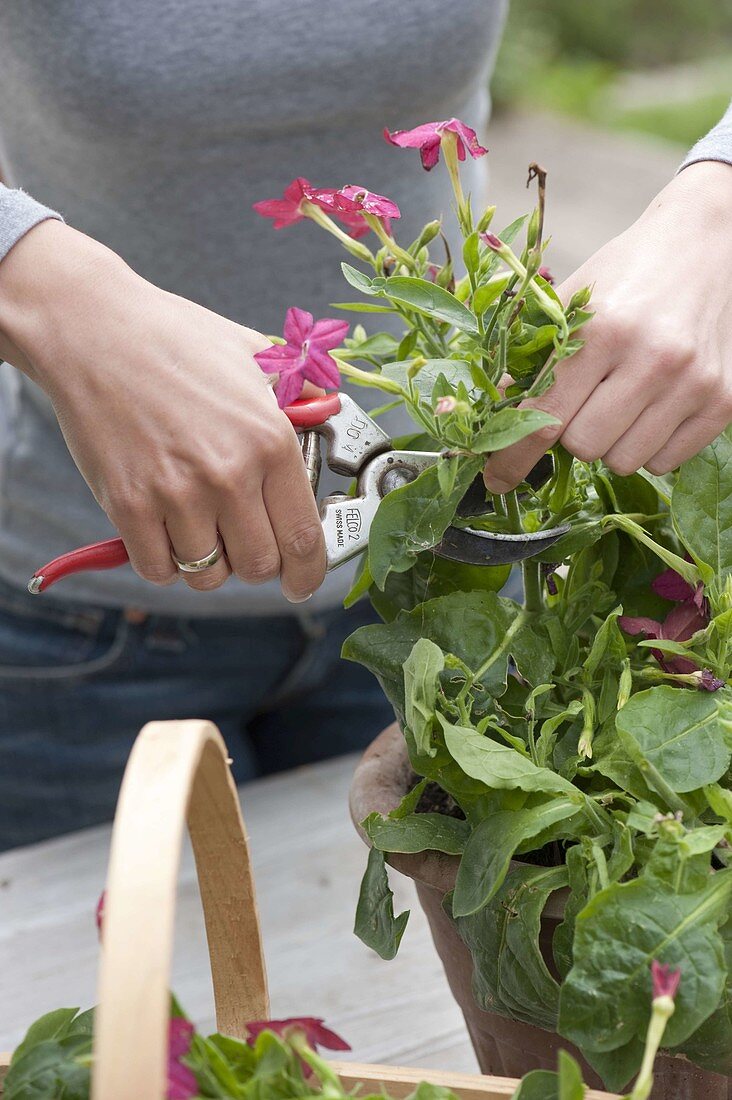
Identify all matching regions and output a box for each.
[0,577,393,851]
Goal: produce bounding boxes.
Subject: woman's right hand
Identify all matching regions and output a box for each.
[0,220,326,601]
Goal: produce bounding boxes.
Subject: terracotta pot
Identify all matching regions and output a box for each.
[349,724,731,1100]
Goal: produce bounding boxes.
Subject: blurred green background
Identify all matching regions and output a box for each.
[493,0,732,146]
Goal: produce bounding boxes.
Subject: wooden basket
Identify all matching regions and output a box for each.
[0,720,615,1099]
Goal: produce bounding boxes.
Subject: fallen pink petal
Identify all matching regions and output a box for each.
[651,959,682,1001]
[254,307,347,408]
[699,668,725,691]
[384,118,488,171]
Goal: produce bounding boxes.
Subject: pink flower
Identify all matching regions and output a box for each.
[619,566,708,676]
[651,960,681,1002]
[312,185,399,236]
[538,266,555,284]
[253,179,371,239]
[245,1017,350,1053]
[167,1018,197,1100]
[254,308,347,408]
[253,177,317,230]
[384,118,488,171]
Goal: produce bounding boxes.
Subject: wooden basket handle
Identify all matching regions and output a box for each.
[91,719,269,1100]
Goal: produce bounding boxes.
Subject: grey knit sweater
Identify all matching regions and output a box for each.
[0,3,729,613]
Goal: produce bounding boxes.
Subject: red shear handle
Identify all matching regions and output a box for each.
[283,391,340,427]
[28,393,342,594]
[29,537,130,594]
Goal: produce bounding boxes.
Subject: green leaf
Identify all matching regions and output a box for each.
[672,427,732,582]
[449,864,567,1030]
[341,263,382,296]
[704,782,732,822]
[472,277,509,315]
[558,868,732,1061]
[9,1008,82,1067]
[354,847,409,960]
[368,456,483,589]
[615,686,732,793]
[440,716,579,798]
[472,408,559,454]
[404,638,445,755]
[343,591,524,719]
[363,811,469,855]
[331,300,395,313]
[557,1050,585,1100]
[453,797,582,916]
[381,358,474,400]
[382,276,479,335]
[510,1070,559,1100]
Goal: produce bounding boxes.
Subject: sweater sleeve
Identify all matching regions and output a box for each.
[679,97,732,171]
[0,184,63,264]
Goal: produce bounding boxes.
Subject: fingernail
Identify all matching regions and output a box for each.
[484,475,512,494]
[284,592,313,604]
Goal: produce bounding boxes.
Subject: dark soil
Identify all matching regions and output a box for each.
[412,774,564,866]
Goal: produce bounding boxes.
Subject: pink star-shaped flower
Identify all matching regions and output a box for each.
[254,308,347,408]
[384,118,488,171]
[253,179,371,239]
[314,184,401,225]
[619,566,709,678]
[167,1018,198,1100]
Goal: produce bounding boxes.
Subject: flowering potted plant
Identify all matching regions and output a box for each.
[252,120,732,1097]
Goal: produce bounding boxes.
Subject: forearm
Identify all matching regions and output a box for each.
[0,184,65,373]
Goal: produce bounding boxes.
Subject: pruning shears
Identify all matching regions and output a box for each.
[28,392,570,594]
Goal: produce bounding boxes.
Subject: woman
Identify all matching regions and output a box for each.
[0,1,730,850]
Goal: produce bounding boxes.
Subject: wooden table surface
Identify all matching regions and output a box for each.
[0,753,477,1073]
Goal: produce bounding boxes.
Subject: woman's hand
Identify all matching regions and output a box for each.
[0,220,326,600]
[484,160,732,493]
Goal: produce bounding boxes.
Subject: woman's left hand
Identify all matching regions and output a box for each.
[484,160,732,493]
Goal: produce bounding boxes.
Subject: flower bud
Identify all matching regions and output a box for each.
[481,232,503,252]
[476,205,496,233]
[526,207,540,249]
[413,219,442,251]
[568,286,592,310]
[651,959,681,1002]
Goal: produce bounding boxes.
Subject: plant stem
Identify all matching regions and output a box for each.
[522,559,544,614]
[629,997,675,1100]
[504,490,522,532]
[363,213,418,272]
[492,493,508,518]
[303,202,375,265]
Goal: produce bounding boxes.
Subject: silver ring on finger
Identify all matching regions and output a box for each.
[171,535,225,573]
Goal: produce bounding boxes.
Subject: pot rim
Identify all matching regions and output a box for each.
[349,722,569,920]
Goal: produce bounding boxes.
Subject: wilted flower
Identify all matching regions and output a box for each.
[254,308,347,408]
[538,265,555,284]
[435,396,458,415]
[619,565,708,676]
[384,118,488,171]
[697,668,725,692]
[651,960,681,1002]
[167,1018,198,1100]
[245,1017,350,1053]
